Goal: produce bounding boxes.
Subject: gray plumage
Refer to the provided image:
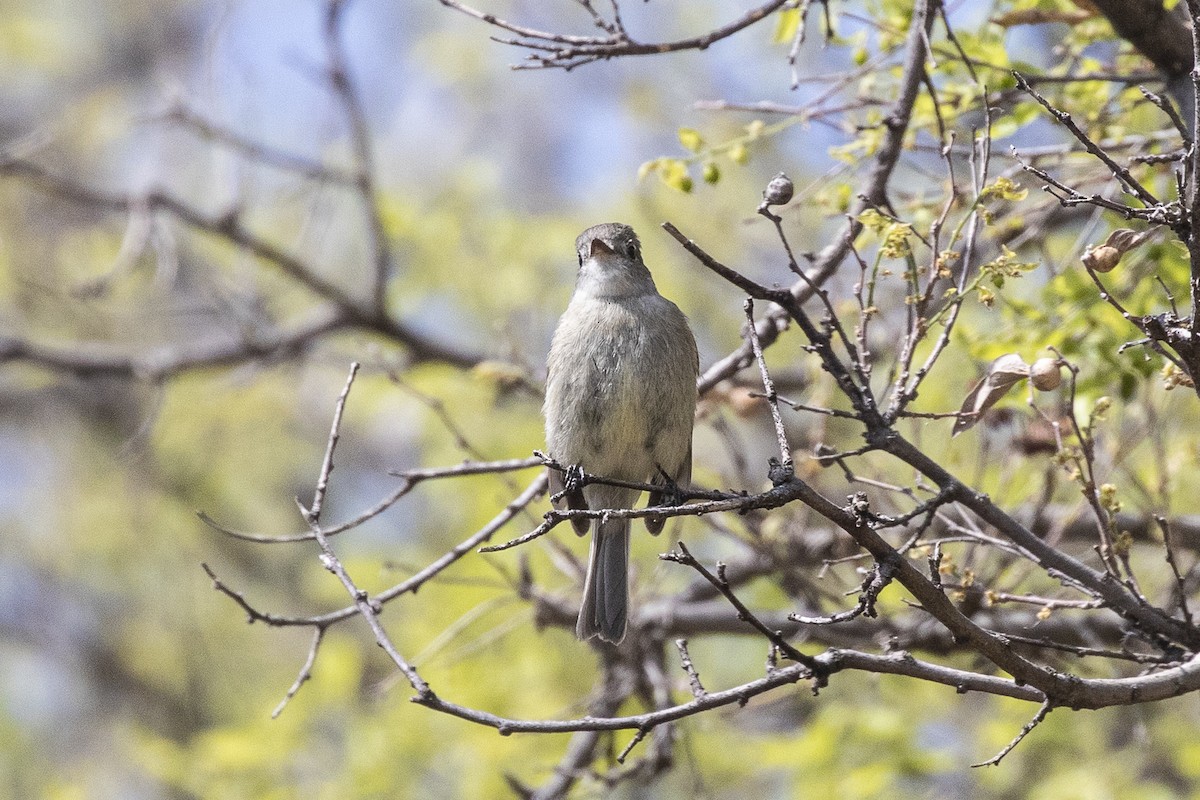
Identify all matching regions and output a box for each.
[543,223,699,644]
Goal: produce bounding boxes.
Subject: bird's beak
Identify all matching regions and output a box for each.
[589,238,614,257]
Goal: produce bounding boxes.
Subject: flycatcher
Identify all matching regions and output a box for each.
[544,223,699,643]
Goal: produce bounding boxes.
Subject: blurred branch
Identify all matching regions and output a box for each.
[0,157,362,308]
[158,100,357,184]
[1089,0,1193,110]
[0,0,493,386]
[0,157,482,376]
[324,0,393,314]
[0,306,345,381]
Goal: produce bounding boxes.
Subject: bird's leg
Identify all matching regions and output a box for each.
[653,465,686,506]
[563,463,590,535]
[563,463,586,496]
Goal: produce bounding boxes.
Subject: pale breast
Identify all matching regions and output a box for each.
[544,293,695,482]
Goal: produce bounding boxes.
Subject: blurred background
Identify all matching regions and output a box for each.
[2,1,1199,798]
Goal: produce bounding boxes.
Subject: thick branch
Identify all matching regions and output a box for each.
[882,433,1200,651]
[1090,0,1192,81]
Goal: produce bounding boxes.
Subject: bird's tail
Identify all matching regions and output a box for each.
[576,515,629,644]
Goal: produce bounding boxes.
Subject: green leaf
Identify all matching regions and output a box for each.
[659,158,694,193]
[981,176,1029,202]
[773,8,800,43]
[678,127,704,152]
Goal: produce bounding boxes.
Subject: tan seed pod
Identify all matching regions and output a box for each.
[1030,357,1062,391]
[1082,244,1120,273]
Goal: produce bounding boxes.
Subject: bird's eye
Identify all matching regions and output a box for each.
[625,241,638,259]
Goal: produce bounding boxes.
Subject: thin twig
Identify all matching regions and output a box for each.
[1014,70,1160,207]
[303,361,359,524]
[273,628,325,718]
[675,639,707,698]
[299,364,431,696]
[1157,515,1195,625]
[199,457,542,544]
[662,542,821,673]
[744,299,794,478]
[440,0,789,70]
[972,700,1052,767]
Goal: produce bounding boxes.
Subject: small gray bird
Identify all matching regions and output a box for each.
[544,223,699,644]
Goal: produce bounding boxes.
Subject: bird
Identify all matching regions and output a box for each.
[543,222,699,644]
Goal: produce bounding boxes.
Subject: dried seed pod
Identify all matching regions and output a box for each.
[762,172,794,207]
[1081,228,1153,273]
[1030,357,1062,391]
[1082,244,1120,273]
[952,353,1030,437]
[1104,228,1153,253]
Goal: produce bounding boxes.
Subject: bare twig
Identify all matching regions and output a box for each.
[273,628,324,718]
[972,700,1052,767]
[323,0,393,314]
[675,639,707,698]
[1157,515,1195,625]
[743,299,794,478]
[663,542,821,673]
[440,0,790,70]
[199,456,542,544]
[301,361,359,524]
[298,363,430,696]
[1014,71,1161,208]
[207,473,546,629]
